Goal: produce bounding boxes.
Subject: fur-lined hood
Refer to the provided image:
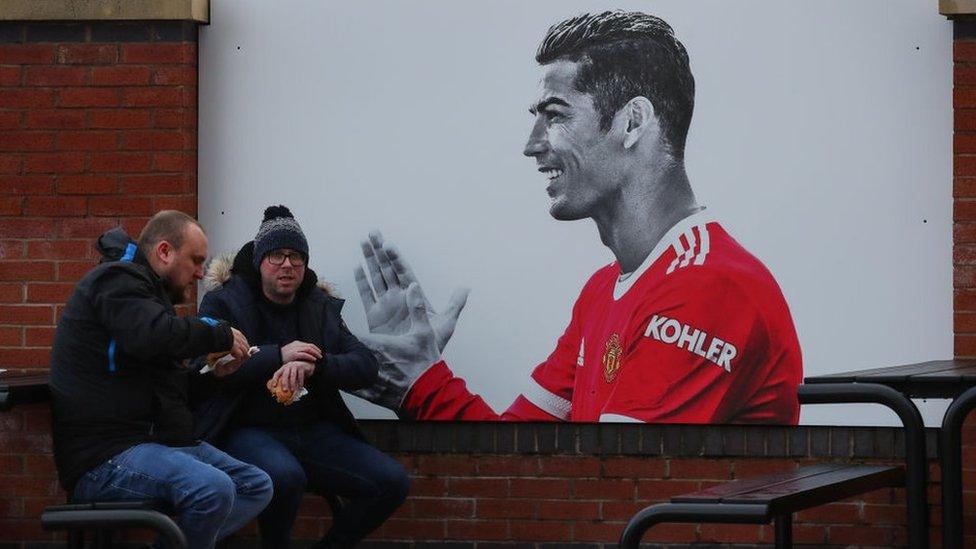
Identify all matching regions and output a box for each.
[203,252,239,292]
[203,243,338,297]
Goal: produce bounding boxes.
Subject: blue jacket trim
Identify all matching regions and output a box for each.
[199,316,219,327]
[108,339,117,373]
[120,242,137,262]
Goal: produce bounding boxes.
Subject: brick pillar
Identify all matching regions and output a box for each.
[952,17,976,549]
[0,21,199,374]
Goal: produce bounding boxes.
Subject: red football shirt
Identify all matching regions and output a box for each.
[404,210,802,424]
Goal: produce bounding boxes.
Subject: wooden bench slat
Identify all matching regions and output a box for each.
[804,360,964,382]
[671,463,847,503]
[725,465,904,516]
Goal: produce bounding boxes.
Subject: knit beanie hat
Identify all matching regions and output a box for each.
[253,205,309,270]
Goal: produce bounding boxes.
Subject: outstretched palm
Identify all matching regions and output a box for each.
[354,232,468,352]
[350,232,468,410]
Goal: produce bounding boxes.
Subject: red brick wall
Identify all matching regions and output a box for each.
[0,410,933,547]
[0,403,57,543]
[0,22,198,376]
[956,25,976,356]
[953,21,976,549]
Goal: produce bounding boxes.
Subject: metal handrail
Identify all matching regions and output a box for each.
[939,385,976,549]
[798,383,927,549]
[41,508,187,549]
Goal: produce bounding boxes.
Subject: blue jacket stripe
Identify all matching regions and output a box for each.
[121,242,137,262]
[108,339,117,373]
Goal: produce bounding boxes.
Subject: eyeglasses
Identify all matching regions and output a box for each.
[266,250,305,267]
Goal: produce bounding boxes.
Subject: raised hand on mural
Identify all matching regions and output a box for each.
[350,231,468,410]
[355,231,468,352]
[352,283,445,410]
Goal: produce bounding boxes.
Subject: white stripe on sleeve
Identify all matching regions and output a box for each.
[521,379,572,420]
[599,413,643,423]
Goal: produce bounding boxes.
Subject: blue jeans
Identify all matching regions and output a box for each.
[72,442,273,549]
[220,422,409,548]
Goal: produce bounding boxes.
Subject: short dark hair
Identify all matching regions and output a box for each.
[536,11,695,159]
[137,210,202,257]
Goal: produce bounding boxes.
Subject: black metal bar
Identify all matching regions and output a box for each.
[41,509,186,549]
[774,514,792,549]
[95,529,111,548]
[0,380,50,411]
[798,383,927,549]
[618,502,769,549]
[939,385,976,549]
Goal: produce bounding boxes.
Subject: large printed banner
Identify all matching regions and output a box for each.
[199,0,952,425]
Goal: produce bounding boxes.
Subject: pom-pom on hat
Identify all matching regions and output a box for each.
[253,205,309,270]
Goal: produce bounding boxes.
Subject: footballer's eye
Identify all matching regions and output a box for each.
[544,109,564,122]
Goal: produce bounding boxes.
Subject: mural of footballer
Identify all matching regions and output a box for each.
[351,10,803,424]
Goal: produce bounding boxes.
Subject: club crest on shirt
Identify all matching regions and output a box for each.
[602,333,623,383]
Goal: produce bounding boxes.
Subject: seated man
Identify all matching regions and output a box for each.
[49,210,273,549]
[192,205,408,549]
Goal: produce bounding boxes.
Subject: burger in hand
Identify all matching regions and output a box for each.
[266,377,297,405]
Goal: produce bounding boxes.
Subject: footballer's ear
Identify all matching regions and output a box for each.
[620,96,658,149]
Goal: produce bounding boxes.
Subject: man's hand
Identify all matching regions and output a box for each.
[229,327,250,361]
[204,351,239,377]
[271,361,316,393]
[281,341,323,363]
[206,327,250,377]
[352,283,441,410]
[354,231,468,351]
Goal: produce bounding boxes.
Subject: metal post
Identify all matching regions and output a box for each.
[66,530,83,549]
[95,529,112,549]
[774,514,792,549]
[798,383,927,549]
[939,385,976,549]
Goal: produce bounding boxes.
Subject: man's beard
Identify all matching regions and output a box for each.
[161,276,188,305]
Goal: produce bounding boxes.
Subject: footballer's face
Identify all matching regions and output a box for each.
[523,59,624,221]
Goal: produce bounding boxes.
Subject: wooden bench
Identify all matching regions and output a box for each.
[621,382,925,548]
[619,462,903,548]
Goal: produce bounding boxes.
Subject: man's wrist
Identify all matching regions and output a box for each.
[401,359,447,411]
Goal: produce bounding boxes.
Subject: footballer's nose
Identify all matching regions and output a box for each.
[523,118,548,157]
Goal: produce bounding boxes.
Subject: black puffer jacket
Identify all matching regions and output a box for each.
[49,227,234,492]
[190,242,377,442]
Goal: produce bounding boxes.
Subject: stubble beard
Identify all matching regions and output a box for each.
[161,275,189,305]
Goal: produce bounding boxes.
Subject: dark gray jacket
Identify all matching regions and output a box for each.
[50,227,233,492]
[190,242,377,442]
